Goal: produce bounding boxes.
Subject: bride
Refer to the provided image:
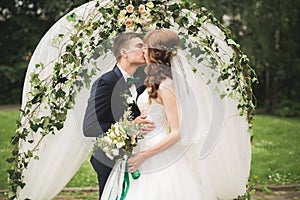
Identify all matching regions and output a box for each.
[101,28,251,200]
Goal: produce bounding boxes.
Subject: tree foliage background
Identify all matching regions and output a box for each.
[0,0,299,117]
[196,0,300,117]
[0,0,89,104]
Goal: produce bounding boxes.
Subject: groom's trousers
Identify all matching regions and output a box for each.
[90,155,112,199]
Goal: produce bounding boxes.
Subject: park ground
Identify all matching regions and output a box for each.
[1,185,300,200]
[53,185,300,200]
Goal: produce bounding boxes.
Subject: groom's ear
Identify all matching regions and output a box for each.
[120,48,127,58]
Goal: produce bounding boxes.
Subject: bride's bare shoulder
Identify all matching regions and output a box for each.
[156,78,175,104]
[159,77,174,92]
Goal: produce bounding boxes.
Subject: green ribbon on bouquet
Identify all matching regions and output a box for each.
[107,160,141,200]
[107,160,130,200]
[120,161,130,200]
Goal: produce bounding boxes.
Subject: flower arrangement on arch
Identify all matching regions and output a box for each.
[117,2,155,32]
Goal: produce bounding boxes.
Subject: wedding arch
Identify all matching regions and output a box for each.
[7,0,257,199]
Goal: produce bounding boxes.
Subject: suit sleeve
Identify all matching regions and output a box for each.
[94,77,114,134]
[82,76,114,137]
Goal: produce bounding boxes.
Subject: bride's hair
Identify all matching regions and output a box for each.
[143,29,179,100]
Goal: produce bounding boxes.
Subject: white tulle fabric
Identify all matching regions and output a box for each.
[17,0,250,199]
[172,50,251,199]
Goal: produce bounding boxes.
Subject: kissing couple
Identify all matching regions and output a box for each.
[83,28,250,200]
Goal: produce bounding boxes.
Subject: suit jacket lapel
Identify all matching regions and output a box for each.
[113,65,132,90]
[113,65,122,79]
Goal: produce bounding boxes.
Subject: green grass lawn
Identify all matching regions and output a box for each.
[66,158,98,187]
[0,109,299,192]
[0,109,98,191]
[250,115,300,185]
[0,110,19,191]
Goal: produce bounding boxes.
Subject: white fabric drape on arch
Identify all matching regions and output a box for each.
[17,0,251,199]
[17,1,114,199]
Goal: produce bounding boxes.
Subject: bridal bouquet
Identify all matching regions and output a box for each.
[94,108,144,178]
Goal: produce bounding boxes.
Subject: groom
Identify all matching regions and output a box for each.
[83,32,154,198]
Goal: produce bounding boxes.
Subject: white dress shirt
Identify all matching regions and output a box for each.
[117,65,137,101]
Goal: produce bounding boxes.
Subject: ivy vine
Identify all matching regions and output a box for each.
[7,0,257,199]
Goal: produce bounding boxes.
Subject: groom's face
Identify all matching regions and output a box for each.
[125,37,145,66]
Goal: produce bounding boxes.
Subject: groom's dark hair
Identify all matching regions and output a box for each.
[112,32,143,61]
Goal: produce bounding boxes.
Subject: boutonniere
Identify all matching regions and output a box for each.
[126,96,135,104]
[123,91,135,105]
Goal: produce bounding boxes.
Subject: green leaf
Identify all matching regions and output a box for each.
[188,25,198,35]
[29,121,39,132]
[7,169,15,176]
[30,73,41,86]
[66,13,77,22]
[220,92,227,99]
[55,122,64,131]
[192,67,197,73]
[169,4,179,12]
[6,158,15,163]
[190,47,203,58]
[227,39,240,48]
[181,16,189,26]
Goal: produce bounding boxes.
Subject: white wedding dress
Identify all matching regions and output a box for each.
[102,81,216,200]
[127,88,216,200]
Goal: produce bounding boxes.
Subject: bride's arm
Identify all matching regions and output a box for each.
[128,80,181,171]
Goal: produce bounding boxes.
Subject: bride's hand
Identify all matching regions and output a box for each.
[133,114,155,135]
[127,152,148,173]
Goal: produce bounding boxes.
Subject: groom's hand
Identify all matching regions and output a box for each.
[133,114,155,135]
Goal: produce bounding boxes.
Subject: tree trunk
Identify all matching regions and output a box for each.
[265,63,271,113]
[271,0,280,113]
[271,75,279,112]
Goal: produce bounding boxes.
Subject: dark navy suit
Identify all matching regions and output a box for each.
[83,65,145,198]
